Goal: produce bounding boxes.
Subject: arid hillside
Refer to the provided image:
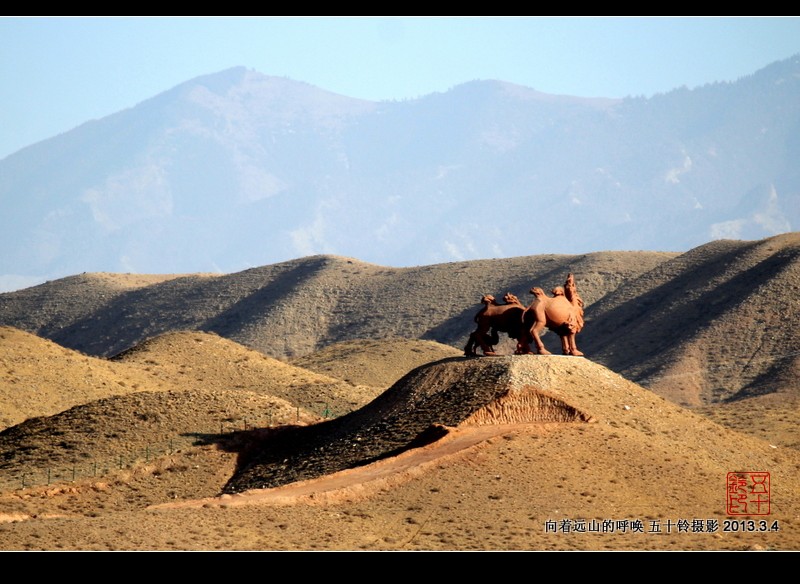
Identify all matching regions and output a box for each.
[0,327,386,431]
[0,250,673,360]
[289,338,463,389]
[0,353,795,551]
[1,233,798,408]
[581,233,800,406]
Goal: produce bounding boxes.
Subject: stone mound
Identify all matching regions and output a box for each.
[223,355,616,494]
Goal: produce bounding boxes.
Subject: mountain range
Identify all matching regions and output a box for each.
[1,56,798,292]
[2,231,797,410]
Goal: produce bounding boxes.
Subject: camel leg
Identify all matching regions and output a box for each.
[483,332,498,354]
[464,335,476,356]
[514,334,533,354]
[473,329,497,356]
[529,323,551,355]
[465,332,484,356]
[560,335,570,355]
[517,340,533,355]
[465,332,490,356]
[568,334,584,357]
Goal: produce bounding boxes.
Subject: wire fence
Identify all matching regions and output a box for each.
[0,401,351,493]
[0,435,197,492]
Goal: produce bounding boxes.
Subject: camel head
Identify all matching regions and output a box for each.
[551,286,565,297]
[530,287,546,298]
[481,294,496,305]
[503,292,521,305]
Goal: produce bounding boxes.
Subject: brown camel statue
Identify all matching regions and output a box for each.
[517,273,585,356]
[464,292,525,356]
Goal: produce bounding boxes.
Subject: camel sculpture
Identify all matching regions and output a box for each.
[463,292,525,356]
[517,279,585,356]
[465,274,585,357]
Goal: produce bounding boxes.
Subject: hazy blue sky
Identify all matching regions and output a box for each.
[2,16,799,160]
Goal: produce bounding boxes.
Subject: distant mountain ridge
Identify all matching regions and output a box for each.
[1,56,798,291]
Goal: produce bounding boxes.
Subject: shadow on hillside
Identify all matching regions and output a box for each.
[55,273,251,358]
[55,259,333,358]
[186,424,313,471]
[182,418,451,494]
[582,242,794,388]
[201,258,332,339]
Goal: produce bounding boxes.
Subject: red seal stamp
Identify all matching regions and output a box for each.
[727,472,770,515]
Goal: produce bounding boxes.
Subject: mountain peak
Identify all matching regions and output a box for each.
[0,57,797,290]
